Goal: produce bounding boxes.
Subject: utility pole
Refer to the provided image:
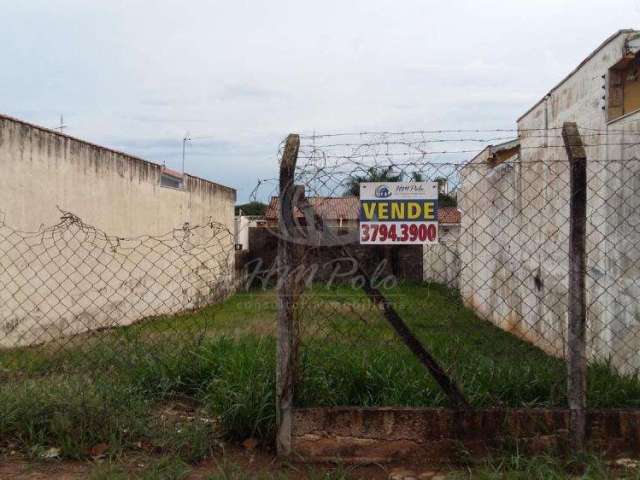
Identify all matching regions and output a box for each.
[182,133,191,175]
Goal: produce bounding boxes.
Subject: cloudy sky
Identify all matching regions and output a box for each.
[1,0,638,201]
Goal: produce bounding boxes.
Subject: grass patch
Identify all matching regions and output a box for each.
[0,283,639,461]
[0,375,150,458]
[89,457,191,480]
[450,452,640,479]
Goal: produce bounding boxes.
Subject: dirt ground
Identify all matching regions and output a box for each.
[0,447,452,480]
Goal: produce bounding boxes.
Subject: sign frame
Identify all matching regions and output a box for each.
[359,182,439,245]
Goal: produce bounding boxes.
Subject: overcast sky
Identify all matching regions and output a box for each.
[1,0,638,202]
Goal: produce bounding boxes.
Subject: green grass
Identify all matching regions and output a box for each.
[450,452,640,479]
[88,457,356,480]
[89,457,191,480]
[85,453,640,480]
[0,283,639,461]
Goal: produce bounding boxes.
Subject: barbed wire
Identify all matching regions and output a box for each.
[265,127,640,414]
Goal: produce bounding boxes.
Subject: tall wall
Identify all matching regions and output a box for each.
[458,30,640,373]
[0,114,236,347]
[0,114,235,235]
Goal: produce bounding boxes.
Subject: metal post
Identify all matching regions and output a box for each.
[562,121,588,452]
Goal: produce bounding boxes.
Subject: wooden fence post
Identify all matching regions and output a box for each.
[276,134,300,457]
[562,122,588,452]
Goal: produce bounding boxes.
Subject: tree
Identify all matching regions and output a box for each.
[235,201,267,216]
[343,166,403,197]
[438,191,457,207]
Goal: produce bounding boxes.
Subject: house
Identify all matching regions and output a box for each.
[264,196,360,228]
[235,214,266,250]
[458,29,640,373]
[437,206,462,241]
[266,195,460,232]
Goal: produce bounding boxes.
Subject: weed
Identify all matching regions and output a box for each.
[150,415,219,464]
[0,375,150,458]
[1,284,640,461]
[89,457,191,480]
[201,336,276,444]
[138,457,191,480]
[450,452,640,479]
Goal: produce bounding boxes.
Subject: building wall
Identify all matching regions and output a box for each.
[246,226,424,286]
[235,216,266,250]
[458,30,640,373]
[0,115,236,347]
[423,224,461,286]
[0,115,235,234]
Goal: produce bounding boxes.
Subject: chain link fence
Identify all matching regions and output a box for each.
[0,210,235,379]
[253,126,640,453]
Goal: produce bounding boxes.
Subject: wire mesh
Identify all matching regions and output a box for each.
[255,128,640,410]
[0,210,235,380]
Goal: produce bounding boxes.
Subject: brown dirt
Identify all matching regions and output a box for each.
[0,447,453,479]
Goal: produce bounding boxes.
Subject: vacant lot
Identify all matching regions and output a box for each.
[0,283,639,477]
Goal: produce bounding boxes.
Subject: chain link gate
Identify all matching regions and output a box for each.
[264,124,640,459]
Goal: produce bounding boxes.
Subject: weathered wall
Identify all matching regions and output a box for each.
[292,407,640,463]
[0,115,236,347]
[423,225,460,286]
[245,227,424,285]
[458,30,640,373]
[0,114,236,235]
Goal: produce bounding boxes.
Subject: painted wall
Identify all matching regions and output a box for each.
[0,114,236,347]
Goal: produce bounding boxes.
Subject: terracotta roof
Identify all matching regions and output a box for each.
[265,196,360,221]
[265,197,461,225]
[439,207,461,225]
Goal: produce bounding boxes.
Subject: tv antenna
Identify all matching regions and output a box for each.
[182,132,191,175]
[54,115,67,133]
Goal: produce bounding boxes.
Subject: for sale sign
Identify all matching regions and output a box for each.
[359,182,438,244]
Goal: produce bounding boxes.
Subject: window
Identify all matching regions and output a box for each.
[607,53,640,121]
[160,169,184,189]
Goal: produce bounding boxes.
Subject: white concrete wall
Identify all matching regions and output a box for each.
[235,216,266,250]
[0,115,235,235]
[423,225,461,286]
[0,115,236,347]
[458,30,640,373]
[235,216,251,250]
